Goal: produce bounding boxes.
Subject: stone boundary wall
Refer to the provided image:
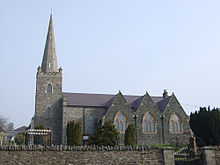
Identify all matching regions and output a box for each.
[1,145,219,165]
[0,145,166,165]
[0,145,160,151]
[216,148,220,165]
[199,146,219,165]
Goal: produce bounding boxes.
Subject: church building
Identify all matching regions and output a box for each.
[34,15,191,145]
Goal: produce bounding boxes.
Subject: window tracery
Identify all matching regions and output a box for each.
[142,112,156,133]
[114,112,127,133]
[170,113,182,133]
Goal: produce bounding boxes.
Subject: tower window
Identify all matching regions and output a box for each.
[45,107,53,118]
[47,83,53,94]
[48,62,51,68]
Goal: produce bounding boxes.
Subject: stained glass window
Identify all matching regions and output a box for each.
[178,120,182,132]
[171,120,174,132]
[143,113,156,133]
[170,113,182,133]
[114,112,127,133]
[116,120,119,130]
[151,120,155,132]
[144,120,147,132]
[88,114,95,134]
[119,122,123,131]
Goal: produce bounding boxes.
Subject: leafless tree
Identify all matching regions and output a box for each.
[0,115,7,132]
[7,122,14,133]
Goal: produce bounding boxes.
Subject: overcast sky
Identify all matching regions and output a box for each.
[1,0,220,128]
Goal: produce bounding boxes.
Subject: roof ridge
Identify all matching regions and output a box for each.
[63,92,116,96]
[63,91,164,98]
[62,92,169,109]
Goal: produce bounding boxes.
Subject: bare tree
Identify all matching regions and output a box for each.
[0,115,7,132]
[7,122,14,133]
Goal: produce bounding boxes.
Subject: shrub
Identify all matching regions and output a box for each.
[66,120,82,146]
[90,121,119,146]
[15,131,25,145]
[124,124,136,146]
[74,121,82,145]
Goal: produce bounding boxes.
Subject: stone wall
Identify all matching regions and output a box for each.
[1,145,219,165]
[0,145,165,165]
[200,146,219,165]
[162,95,191,145]
[104,92,135,144]
[35,70,63,145]
[104,92,191,145]
[35,72,190,146]
[62,106,105,144]
[216,148,220,165]
[0,150,163,165]
[135,93,163,144]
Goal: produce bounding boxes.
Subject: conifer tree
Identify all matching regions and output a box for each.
[66,120,75,146]
[74,121,82,145]
[15,131,25,145]
[90,121,119,146]
[190,107,220,146]
[66,120,82,146]
[124,124,136,146]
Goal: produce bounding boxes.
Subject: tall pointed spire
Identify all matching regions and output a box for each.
[41,14,58,73]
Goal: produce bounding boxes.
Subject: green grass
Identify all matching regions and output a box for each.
[175,156,201,162]
[147,144,188,151]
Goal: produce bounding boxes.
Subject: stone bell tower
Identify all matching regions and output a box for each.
[34,15,63,145]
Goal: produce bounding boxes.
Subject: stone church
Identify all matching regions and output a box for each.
[34,15,191,145]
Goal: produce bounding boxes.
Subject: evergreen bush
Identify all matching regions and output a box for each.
[90,120,119,146]
[15,131,25,145]
[74,121,82,145]
[66,120,82,146]
[190,107,220,146]
[124,124,136,146]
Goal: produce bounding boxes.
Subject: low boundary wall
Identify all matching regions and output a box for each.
[216,148,220,164]
[1,145,219,165]
[0,145,174,165]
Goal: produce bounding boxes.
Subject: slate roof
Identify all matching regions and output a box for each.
[13,126,28,132]
[155,96,171,112]
[63,92,171,112]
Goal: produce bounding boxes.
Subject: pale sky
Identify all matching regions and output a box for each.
[1,0,220,128]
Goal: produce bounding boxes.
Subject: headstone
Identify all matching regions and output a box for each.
[189,136,197,155]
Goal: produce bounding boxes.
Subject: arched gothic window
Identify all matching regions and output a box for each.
[87,114,95,134]
[45,107,53,118]
[142,113,156,133]
[170,113,182,133]
[47,83,52,94]
[114,112,127,133]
